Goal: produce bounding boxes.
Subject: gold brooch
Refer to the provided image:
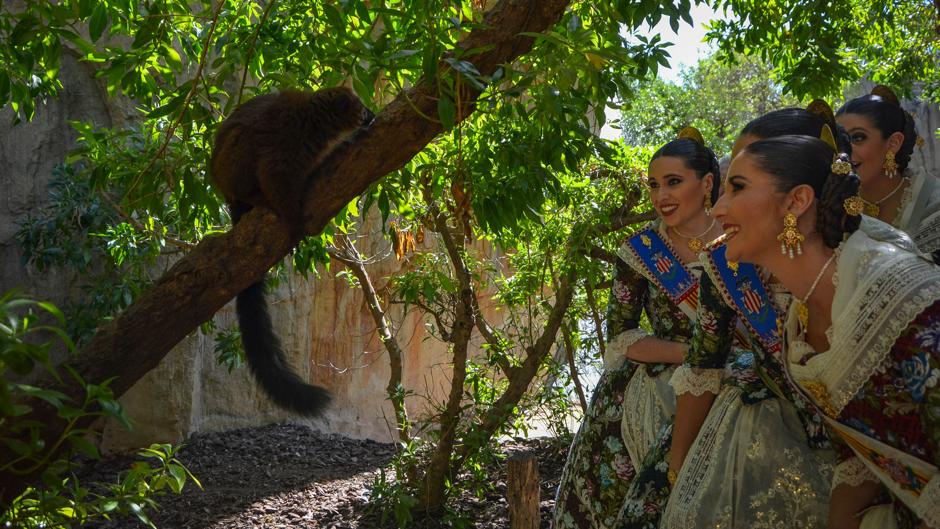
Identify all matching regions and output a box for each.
[727,260,739,275]
[843,195,865,216]
[831,158,852,175]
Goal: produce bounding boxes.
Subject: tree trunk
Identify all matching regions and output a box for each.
[0,0,572,507]
[417,213,477,512]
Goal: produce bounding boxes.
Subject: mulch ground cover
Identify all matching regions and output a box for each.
[78,423,570,528]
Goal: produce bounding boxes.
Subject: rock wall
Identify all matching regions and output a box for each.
[100,229,489,451]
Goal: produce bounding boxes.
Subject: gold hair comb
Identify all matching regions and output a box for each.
[806,99,835,128]
[871,85,900,106]
[677,126,705,145]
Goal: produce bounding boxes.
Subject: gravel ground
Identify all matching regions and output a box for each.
[77,423,569,529]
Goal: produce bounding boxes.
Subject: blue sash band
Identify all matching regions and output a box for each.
[625,228,698,312]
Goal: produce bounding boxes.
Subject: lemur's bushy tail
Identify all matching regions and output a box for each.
[236,281,331,416]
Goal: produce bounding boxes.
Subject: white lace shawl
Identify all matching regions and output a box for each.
[787,219,940,415]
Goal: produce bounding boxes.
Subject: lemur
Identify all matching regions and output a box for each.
[210,86,374,415]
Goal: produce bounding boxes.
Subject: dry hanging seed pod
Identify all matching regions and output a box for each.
[390,222,403,261]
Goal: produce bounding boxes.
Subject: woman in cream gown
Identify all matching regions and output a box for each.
[648,107,841,529]
[836,85,940,259]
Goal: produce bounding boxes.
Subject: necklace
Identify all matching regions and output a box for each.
[794,250,838,333]
[861,178,907,217]
[672,218,717,253]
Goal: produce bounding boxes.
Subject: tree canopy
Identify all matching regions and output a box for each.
[620,53,801,154]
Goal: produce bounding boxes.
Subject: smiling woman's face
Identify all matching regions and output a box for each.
[835,112,895,185]
[646,156,711,228]
[711,152,788,263]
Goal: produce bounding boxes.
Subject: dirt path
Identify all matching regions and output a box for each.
[79,423,569,528]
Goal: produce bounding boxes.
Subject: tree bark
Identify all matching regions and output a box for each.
[417,213,476,512]
[0,0,572,507]
[507,452,539,529]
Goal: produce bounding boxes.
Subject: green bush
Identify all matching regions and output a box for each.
[0,290,199,528]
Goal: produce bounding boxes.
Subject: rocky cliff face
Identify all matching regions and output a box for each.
[99,230,482,451]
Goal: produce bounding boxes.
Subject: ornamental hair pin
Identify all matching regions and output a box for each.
[831,156,852,175]
[677,126,705,145]
[806,99,835,128]
[843,195,865,216]
[819,124,838,151]
[870,85,900,106]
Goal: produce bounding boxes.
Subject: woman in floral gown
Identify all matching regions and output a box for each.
[553,130,725,529]
[714,133,940,528]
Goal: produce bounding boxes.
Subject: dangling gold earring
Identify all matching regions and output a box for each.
[883,151,899,179]
[704,192,712,216]
[777,212,804,259]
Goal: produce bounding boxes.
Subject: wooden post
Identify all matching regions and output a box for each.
[507,451,540,529]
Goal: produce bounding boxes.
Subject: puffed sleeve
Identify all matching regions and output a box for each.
[603,256,651,371]
[670,271,736,396]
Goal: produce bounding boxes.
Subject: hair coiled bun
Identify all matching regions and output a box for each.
[817,152,862,248]
[897,109,918,173]
[741,106,853,154]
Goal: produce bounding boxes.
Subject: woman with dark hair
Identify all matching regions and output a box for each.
[713,134,940,528]
[836,85,940,258]
[553,129,727,529]
[653,106,840,529]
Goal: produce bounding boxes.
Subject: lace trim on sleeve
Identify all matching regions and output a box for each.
[914,473,940,527]
[668,365,722,396]
[603,328,649,371]
[831,457,878,490]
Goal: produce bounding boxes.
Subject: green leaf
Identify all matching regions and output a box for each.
[10,15,39,46]
[88,4,109,42]
[69,435,100,459]
[168,464,187,493]
[437,94,456,130]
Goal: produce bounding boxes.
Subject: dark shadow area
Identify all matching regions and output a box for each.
[77,423,395,528]
[76,423,569,528]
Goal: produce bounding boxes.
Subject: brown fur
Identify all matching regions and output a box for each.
[211,86,373,228]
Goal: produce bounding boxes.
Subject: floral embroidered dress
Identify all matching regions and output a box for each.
[783,222,940,528]
[655,263,834,529]
[553,221,696,529]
